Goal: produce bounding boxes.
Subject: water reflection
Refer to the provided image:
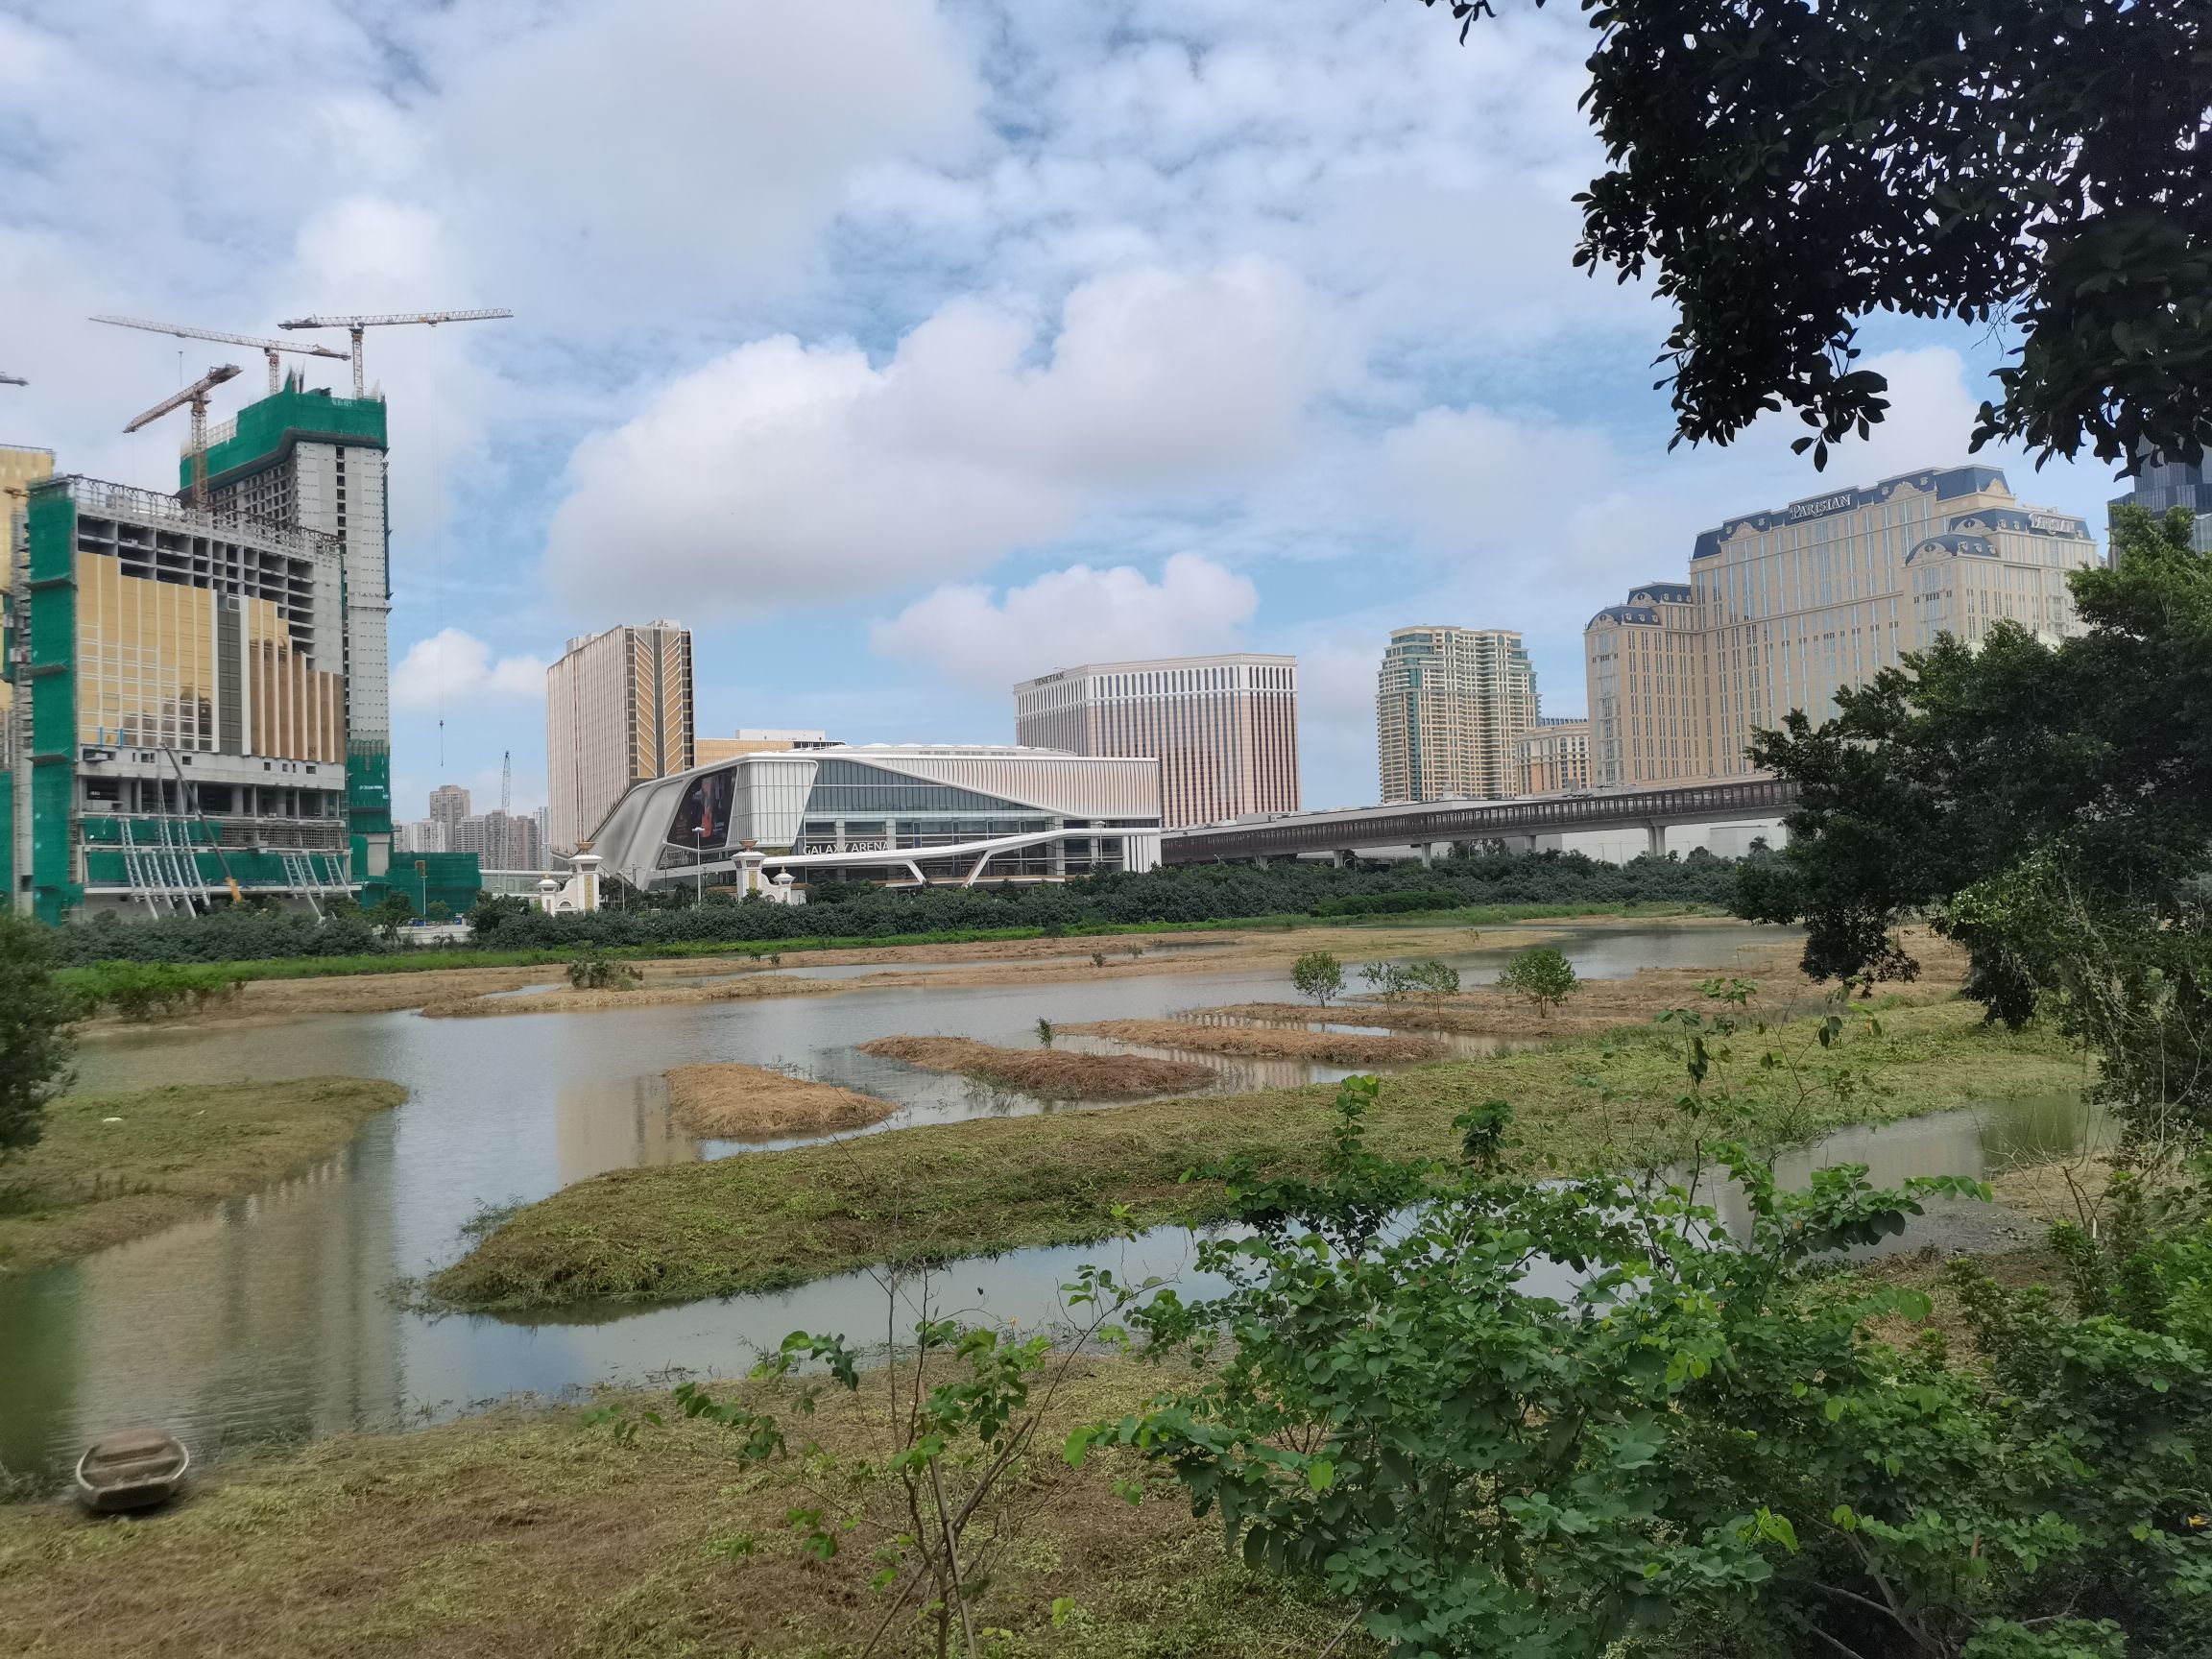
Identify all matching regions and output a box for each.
[555,1074,698,1183]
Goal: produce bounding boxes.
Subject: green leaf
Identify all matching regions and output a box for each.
[1308,1458,1336,1493]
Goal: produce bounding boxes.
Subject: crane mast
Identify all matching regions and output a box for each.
[123,364,244,506]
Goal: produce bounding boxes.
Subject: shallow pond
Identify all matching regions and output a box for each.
[0,921,1939,1479]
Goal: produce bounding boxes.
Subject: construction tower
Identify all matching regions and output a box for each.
[184,380,394,884]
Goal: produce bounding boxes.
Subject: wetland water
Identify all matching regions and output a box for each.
[0,923,2076,1479]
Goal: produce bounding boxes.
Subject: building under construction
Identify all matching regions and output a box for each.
[2,382,401,920]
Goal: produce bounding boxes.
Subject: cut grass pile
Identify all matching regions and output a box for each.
[0,1358,1373,1659]
[432,1002,2083,1313]
[663,1063,895,1140]
[1060,1017,1444,1066]
[860,1035,1217,1099]
[0,1077,406,1275]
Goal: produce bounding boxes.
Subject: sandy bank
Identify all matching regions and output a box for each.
[859,1035,1216,1098]
[1060,1018,1444,1066]
[419,975,851,1018]
[663,1063,896,1139]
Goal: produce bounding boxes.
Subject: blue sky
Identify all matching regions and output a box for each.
[0,0,2132,817]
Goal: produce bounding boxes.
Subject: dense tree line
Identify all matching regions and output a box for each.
[40,849,1744,966]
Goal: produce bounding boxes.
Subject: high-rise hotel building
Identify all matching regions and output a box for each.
[546,620,694,852]
[1013,654,1299,830]
[1584,466,2102,787]
[1376,627,1538,803]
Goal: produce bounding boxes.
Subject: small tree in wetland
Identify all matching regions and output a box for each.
[1405,958,1460,1014]
[0,914,76,1159]
[1496,943,1577,1019]
[1360,959,1414,1004]
[588,1262,1160,1659]
[1290,950,1345,1007]
[1034,1017,1055,1049]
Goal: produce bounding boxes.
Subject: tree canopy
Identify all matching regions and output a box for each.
[1430,0,2212,471]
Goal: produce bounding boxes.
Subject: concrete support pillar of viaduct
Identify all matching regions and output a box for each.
[1416,843,1432,868]
[1645,823,1668,859]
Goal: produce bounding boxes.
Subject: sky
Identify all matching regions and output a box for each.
[0,0,2134,819]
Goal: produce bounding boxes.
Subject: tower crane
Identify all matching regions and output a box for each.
[124,364,243,507]
[501,751,512,815]
[277,309,514,397]
[90,315,348,394]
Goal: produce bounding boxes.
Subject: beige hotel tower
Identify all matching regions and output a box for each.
[1584,466,2101,787]
[1013,654,1300,830]
[545,620,694,853]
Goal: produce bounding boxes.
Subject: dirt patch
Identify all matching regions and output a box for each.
[420,975,851,1019]
[663,1063,895,1140]
[1060,1018,1444,1066]
[859,1035,1216,1098]
[0,1077,406,1276]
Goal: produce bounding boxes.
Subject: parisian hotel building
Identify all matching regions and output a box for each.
[1585,466,2102,787]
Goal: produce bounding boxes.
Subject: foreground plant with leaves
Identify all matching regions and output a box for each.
[1091,1051,2212,1653]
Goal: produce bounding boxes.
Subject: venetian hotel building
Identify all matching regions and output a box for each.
[1584,466,2101,787]
[1014,654,1299,830]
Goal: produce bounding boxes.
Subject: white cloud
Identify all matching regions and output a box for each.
[391,629,546,712]
[542,259,1342,616]
[421,0,982,315]
[870,553,1259,688]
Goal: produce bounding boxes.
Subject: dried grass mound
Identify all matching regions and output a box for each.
[859,1036,1215,1099]
[664,1064,896,1140]
[1059,1019,1443,1066]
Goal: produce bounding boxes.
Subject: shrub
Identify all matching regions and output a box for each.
[565,948,640,991]
[1497,945,1578,1018]
[1290,950,1345,1006]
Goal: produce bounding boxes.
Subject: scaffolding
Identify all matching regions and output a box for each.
[117,814,214,918]
[277,848,353,919]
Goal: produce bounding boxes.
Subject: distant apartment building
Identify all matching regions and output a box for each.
[453,808,541,870]
[426,783,471,843]
[2108,457,2212,555]
[695,728,840,766]
[1376,627,1537,804]
[1013,654,1299,830]
[1514,718,1590,796]
[394,818,447,855]
[545,620,694,852]
[1584,465,2103,787]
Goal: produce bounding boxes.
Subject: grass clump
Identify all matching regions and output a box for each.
[662,1064,895,1140]
[433,1002,2080,1313]
[0,1077,406,1274]
[860,1035,1216,1099]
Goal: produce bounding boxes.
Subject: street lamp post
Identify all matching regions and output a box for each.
[695,827,704,906]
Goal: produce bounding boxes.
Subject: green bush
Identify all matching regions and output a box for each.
[1290,950,1345,1006]
[1497,945,1579,1018]
[61,960,247,1022]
